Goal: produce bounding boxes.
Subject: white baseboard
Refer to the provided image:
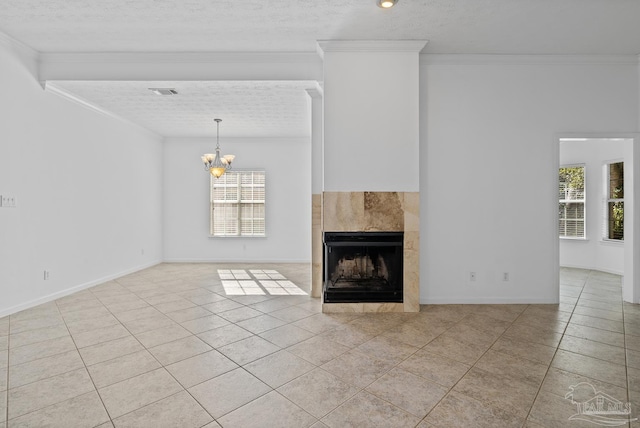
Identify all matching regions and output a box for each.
[421,296,560,305]
[0,260,162,318]
[560,264,624,276]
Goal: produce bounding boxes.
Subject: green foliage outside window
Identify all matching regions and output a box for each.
[608,161,624,240]
[559,166,585,238]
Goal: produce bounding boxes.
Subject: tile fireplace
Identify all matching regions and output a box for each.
[316,191,419,312]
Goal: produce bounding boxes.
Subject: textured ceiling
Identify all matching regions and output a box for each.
[2,0,640,138]
[1,0,640,54]
[51,81,315,137]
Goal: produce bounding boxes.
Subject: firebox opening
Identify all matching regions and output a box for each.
[323,232,403,303]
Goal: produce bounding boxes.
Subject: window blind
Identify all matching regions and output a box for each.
[559,165,585,238]
[210,171,266,237]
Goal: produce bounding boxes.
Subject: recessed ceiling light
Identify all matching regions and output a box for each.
[148,88,178,96]
[377,0,398,8]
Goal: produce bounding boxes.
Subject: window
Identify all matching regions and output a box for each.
[606,161,623,240]
[559,165,585,238]
[210,171,265,237]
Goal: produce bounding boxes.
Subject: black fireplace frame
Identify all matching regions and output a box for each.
[323,231,403,303]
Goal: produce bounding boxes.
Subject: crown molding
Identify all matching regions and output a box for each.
[0,30,41,84]
[164,136,309,144]
[0,30,39,62]
[39,51,320,64]
[420,54,640,66]
[317,40,428,58]
[555,131,640,140]
[45,82,161,140]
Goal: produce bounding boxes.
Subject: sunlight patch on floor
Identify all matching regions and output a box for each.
[218,269,307,296]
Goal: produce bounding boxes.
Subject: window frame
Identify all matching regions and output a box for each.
[209,170,266,238]
[604,161,624,242]
[559,164,586,240]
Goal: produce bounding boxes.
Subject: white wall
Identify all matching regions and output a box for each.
[322,47,420,192]
[163,137,311,262]
[626,138,639,303]
[421,56,639,304]
[0,40,164,316]
[559,139,627,274]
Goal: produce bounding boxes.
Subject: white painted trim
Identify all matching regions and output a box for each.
[560,264,624,276]
[421,54,639,66]
[317,40,428,57]
[0,30,39,62]
[0,260,162,318]
[39,51,320,64]
[422,296,560,304]
[45,82,161,139]
[557,132,640,139]
[0,29,41,84]
[164,136,309,144]
[305,84,323,99]
[39,52,323,82]
[555,132,640,304]
[552,134,561,300]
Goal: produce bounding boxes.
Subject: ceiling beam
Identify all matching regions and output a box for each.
[39,52,323,82]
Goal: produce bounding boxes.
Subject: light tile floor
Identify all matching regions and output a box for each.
[1,264,639,427]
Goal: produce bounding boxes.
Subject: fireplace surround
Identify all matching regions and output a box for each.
[316,191,419,312]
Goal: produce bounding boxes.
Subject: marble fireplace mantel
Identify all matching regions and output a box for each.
[313,191,419,313]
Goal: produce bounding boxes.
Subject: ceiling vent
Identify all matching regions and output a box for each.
[149,88,178,96]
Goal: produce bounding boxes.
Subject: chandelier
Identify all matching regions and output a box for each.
[201,118,235,178]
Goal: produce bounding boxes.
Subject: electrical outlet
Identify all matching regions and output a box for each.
[503,272,509,281]
[470,272,477,281]
[44,270,50,280]
[1,195,16,207]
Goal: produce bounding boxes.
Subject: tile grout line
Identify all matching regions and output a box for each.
[92,268,314,426]
[55,294,116,426]
[586,273,632,427]
[63,282,208,425]
[3,265,632,427]
[416,306,533,427]
[188,268,324,425]
[4,300,109,425]
[388,315,477,427]
[116,278,226,417]
[519,270,588,426]
[257,311,430,424]
[95,280,222,426]
[519,269,629,426]
[401,312,477,426]
[303,314,453,426]
[219,304,360,422]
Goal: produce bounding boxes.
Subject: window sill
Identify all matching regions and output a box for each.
[559,237,588,242]
[208,235,267,239]
[600,239,624,246]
